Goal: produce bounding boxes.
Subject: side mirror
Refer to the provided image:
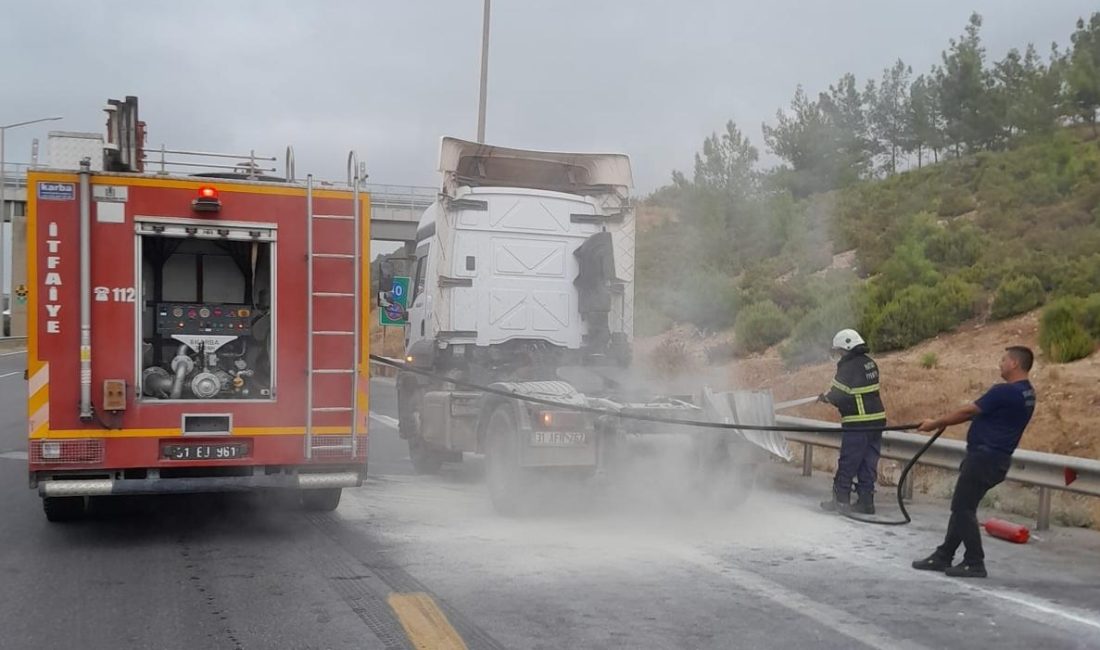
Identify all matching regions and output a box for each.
[377,263,395,307]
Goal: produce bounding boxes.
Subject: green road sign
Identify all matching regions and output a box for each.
[380,276,410,326]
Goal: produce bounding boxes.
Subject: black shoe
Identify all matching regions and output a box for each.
[851,494,875,515]
[912,553,953,572]
[819,498,850,513]
[818,492,849,514]
[945,562,987,578]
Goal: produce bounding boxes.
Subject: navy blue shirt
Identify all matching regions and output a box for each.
[967,381,1036,456]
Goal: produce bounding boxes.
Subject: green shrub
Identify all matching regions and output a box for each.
[1038,299,1095,363]
[920,352,939,369]
[991,275,1045,320]
[781,297,862,367]
[734,301,791,354]
[937,186,977,217]
[867,278,980,351]
[925,224,985,269]
[663,273,741,332]
[1080,294,1100,340]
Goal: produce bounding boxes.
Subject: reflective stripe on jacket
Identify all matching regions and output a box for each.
[825,347,886,425]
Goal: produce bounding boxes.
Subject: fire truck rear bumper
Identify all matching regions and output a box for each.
[38,471,362,497]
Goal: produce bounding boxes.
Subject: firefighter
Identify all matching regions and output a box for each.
[911,346,1036,578]
[817,329,886,514]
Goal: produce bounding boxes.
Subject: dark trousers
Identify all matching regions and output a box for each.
[936,450,1012,564]
[833,428,883,499]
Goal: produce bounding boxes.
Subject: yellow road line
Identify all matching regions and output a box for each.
[387,592,468,650]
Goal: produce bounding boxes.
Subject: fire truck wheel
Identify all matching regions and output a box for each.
[300,488,342,511]
[408,437,444,474]
[43,496,86,522]
[485,405,530,516]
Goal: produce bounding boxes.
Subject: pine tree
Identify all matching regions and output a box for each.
[1068,14,1100,135]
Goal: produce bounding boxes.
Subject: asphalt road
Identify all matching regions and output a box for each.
[1,351,1099,649]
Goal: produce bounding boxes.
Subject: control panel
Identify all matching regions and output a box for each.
[155,303,256,336]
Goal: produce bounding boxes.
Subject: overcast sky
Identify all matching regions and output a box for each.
[2,0,1096,194]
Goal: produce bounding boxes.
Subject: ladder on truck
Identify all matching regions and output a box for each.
[304,153,364,460]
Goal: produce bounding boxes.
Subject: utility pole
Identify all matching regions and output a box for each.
[476,0,491,143]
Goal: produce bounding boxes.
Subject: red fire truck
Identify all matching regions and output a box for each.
[25,98,370,521]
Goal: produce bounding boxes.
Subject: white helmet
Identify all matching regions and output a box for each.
[832,329,865,351]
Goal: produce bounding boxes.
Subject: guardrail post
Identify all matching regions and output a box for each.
[802,443,813,477]
[1037,486,1052,531]
[901,472,914,502]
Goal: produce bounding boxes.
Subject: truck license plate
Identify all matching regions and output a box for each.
[162,442,249,461]
[530,431,588,447]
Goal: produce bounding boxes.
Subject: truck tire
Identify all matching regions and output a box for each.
[408,437,444,475]
[301,488,342,511]
[397,380,419,439]
[485,405,529,515]
[43,496,85,522]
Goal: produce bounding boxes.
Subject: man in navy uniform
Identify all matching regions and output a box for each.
[911,346,1036,578]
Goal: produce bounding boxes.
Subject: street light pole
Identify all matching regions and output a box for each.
[476,0,491,143]
[0,115,62,337]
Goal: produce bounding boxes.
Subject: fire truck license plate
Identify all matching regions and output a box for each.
[162,442,249,461]
[530,431,588,446]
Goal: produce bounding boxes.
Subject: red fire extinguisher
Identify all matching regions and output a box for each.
[984,518,1030,544]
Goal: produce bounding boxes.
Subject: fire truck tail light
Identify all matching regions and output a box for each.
[31,439,105,464]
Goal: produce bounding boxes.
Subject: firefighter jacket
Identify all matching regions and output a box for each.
[824,346,886,426]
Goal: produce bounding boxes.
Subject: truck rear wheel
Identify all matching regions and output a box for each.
[301,488,342,511]
[408,437,445,475]
[485,405,530,515]
[43,496,86,522]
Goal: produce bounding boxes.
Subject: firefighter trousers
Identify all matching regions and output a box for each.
[833,427,883,499]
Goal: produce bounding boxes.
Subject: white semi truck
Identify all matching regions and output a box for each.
[387,138,784,513]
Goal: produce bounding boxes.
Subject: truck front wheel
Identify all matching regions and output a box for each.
[408,437,445,475]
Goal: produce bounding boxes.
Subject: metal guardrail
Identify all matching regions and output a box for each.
[776,413,1100,531]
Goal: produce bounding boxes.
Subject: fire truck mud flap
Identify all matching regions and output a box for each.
[38,471,362,497]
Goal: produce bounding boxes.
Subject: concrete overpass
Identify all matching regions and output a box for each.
[365,183,434,242]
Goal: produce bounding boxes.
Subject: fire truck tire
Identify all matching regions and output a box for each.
[301,488,342,511]
[408,437,444,475]
[43,496,86,522]
[485,405,530,516]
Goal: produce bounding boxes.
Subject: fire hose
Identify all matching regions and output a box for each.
[369,354,948,526]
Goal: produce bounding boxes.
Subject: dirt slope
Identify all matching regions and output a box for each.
[645,312,1100,460]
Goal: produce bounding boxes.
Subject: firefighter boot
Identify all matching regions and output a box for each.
[851,492,875,515]
[819,490,850,513]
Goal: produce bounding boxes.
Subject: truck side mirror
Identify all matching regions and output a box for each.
[377,265,394,307]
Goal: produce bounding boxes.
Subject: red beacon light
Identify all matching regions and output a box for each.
[192,185,222,213]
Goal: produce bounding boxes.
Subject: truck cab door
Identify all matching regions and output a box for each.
[405,247,430,350]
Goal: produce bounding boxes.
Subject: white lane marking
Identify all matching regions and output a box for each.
[0,350,26,357]
[962,583,1100,633]
[370,412,400,429]
[0,371,22,380]
[0,451,28,461]
[668,548,930,650]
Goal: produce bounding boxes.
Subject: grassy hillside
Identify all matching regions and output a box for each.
[637,128,1100,366]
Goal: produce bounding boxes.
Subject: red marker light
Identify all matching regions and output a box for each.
[192,186,222,213]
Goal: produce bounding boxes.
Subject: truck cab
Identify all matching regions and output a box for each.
[393,138,637,480]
